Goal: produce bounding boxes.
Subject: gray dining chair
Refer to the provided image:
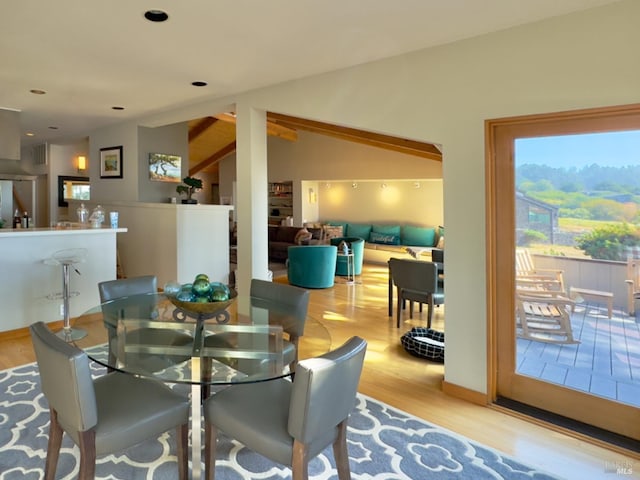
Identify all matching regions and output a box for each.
[249,278,310,373]
[29,321,190,480]
[203,336,367,480]
[98,275,193,373]
[389,258,444,328]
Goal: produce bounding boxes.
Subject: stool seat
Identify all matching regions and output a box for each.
[44,248,88,267]
[44,248,89,342]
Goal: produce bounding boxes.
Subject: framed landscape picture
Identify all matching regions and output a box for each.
[99,146,123,179]
[149,153,181,182]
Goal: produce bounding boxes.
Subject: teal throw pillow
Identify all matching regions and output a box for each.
[372,224,401,236]
[369,231,401,245]
[402,225,436,247]
[347,223,372,240]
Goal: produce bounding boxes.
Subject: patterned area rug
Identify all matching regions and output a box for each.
[0,361,563,479]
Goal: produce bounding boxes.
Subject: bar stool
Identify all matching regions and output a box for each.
[44,248,89,341]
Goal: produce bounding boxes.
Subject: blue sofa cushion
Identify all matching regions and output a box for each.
[402,225,436,247]
[346,223,372,239]
[369,231,401,245]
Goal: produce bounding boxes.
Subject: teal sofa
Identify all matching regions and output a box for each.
[330,237,365,276]
[287,245,337,289]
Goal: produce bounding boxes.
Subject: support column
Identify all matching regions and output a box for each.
[235,103,269,311]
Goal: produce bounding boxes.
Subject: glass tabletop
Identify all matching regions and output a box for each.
[73,292,331,386]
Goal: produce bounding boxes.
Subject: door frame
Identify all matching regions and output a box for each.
[486,103,640,441]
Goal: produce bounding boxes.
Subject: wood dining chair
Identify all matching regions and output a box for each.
[30,321,190,480]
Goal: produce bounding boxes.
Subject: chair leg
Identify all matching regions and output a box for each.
[77,429,97,480]
[204,422,218,480]
[332,420,351,480]
[396,288,403,328]
[292,439,310,480]
[44,409,63,480]
[176,423,189,480]
[427,295,434,329]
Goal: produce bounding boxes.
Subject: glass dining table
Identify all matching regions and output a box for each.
[73,291,331,480]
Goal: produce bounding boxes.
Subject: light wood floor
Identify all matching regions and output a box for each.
[2,263,638,479]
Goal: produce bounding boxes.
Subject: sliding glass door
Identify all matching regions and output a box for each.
[487,104,640,442]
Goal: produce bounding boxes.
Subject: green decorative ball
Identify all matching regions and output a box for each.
[211,288,229,302]
[192,278,212,296]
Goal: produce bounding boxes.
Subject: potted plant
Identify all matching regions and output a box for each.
[176,176,203,204]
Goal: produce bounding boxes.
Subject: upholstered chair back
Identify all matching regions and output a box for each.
[29,322,98,442]
[288,336,367,444]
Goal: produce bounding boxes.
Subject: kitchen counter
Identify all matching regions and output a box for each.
[0,226,127,333]
[0,226,127,237]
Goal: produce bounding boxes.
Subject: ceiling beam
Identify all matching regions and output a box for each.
[215,113,298,142]
[267,112,442,161]
[190,141,237,175]
[189,116,219,142]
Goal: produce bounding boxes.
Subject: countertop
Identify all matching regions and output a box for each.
[0,226,128,238]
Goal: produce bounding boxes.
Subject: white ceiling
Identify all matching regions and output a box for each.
[0,0,620,148]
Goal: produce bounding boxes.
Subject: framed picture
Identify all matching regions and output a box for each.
[99,146,123,179]
[149,153,181,182]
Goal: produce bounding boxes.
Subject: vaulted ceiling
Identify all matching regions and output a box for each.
[187,113,442,176]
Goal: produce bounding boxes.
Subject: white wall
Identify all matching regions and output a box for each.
[107,0,640,395]
[318,179,443,227]
[267,130,441,180]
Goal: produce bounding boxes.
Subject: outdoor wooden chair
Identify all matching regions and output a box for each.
[515,248,565,293]
[515,289,579,344]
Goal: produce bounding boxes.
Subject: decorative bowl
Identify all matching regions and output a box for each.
[168,289,237,315]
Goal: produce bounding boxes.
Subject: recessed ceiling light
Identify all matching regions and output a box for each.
[30,89,46,95]
[191,81,207,87]
[112,106,125,110]
[26,132,35,137]
[144,10,169,22]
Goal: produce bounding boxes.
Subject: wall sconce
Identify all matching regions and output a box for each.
[352,182,358,189]
[308,187,317,204]
[413,181,421,189]
[381,183,388,189]
[77,155,87,173]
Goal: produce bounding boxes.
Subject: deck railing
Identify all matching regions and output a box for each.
[531,253,628,311]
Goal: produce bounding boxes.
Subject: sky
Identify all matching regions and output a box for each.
[515,130,640,168]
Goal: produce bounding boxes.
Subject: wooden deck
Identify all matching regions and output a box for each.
[517,299,640,407]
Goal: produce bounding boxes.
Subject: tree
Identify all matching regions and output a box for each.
[576,223,640,260]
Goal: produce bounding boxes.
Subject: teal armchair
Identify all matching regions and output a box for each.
[330,237,365,276]
[287,245,337,288]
